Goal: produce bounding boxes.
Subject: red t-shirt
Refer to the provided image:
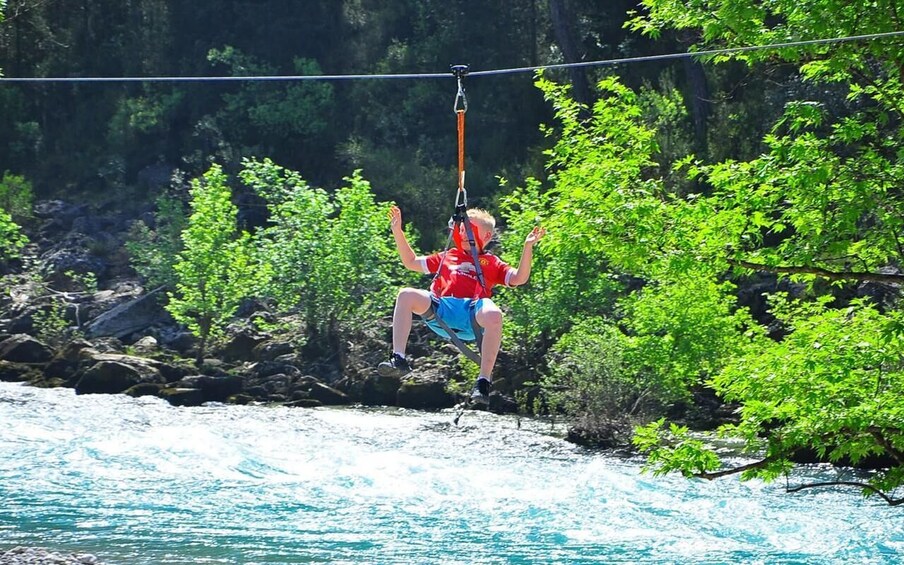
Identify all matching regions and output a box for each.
[419,248,513,299]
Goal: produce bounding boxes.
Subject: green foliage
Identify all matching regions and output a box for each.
[0,171,31,260]
[542,319,634,432]
[32,296,79,348]
[617,0,904,498]
[208,47,333,140]
[0,207,27,260]
[240,158,412,340]
[620,277,757,403]
[633,419,723,477]
[629,0,904,115]
[715,297,904,488]
[0,171,34,222]
[126,194,187,289]
[695,101,904,278]
[108,89,185,146]
[166,164,264,362]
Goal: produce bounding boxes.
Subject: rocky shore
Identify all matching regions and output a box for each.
[0,198,523,414]
[0,547,101,565]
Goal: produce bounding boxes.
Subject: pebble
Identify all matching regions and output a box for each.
[0,547,103,565]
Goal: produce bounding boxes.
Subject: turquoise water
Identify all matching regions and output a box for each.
[1,381,901,564]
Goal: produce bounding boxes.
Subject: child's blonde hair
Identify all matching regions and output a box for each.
[467,208,496,234]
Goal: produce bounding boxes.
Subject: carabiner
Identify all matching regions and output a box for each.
[455,185,468,208]
[451,64,469,113]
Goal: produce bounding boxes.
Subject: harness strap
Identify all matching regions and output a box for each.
[421,300,483,366]
[454,205,490,298]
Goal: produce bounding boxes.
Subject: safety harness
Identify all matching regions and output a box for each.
[420,65,488,365]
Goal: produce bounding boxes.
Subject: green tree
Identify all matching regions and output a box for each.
[126,192,187,289]
[0,208,25,260]
[620,0,904,502]
[240,158,412,347]
[167,164,262,364]
[0,170,29,260]
[502,75,754,441]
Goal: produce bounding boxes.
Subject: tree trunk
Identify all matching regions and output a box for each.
[548,0,592,106]
[683,57,710,155]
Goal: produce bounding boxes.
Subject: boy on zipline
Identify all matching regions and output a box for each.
[378,204,545,405]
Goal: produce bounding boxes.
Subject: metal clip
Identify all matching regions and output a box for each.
[451,64,469,113]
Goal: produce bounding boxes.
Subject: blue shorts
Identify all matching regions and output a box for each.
[424,296,485,342]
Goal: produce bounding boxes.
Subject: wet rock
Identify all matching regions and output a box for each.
[172,374,244,402]
[45,339,96,384]
[397,377,452,409]
[0,334,54,363]
[306,381,350,405]
[76,360,164,395]
[0,360,39,382]
[158,387,206,406]
[124,382,166,397]
[359,373,401,406]
[0,546,102,564]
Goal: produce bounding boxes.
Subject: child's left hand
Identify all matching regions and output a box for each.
[525,226,546,247]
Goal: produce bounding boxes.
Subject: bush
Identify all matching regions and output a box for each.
[240,158,416,343]
[540,318,636,443]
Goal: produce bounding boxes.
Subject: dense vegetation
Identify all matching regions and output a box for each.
[2,1,903,503]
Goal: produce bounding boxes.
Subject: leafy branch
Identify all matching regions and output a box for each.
[730,259,904,284]
[785,481,904,506]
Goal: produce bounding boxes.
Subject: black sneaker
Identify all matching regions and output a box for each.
[377,353,412,377]
[469,377,491,405]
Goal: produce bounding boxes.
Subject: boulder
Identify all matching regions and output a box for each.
[83,286,169,339]
[158,387,206,407]
[45,339,96,384]
[397,377,453,409]
[219,326,267,361]
[248,360,300,379]
[82,351,190,383]
[124,382,166,398]
[0,360,38,382]
[306,381,350,406]
[359,373,401,406]
[75,359,164,395]
[172,375,244,403]
[253,340,295,361]
[0,334,54,363]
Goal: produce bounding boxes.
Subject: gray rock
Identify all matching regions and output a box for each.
[0,546,102,564]
[306,381,350,405]
[0,334,54,363]
[83,287,169,339]
[172,375,244,402]
[76,359,164,395]
[158,387,206,406]
[397,377,453,409]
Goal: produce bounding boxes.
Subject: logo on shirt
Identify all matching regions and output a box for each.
[449,261,477,277]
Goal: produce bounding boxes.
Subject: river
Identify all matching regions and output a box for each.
[1,381,901,564]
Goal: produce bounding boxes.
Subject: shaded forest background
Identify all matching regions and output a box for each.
[0,0,730,247]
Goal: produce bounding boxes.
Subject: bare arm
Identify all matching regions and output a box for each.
[389,205,426,272]
[508,226,546,287]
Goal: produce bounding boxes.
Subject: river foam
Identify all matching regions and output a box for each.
[1,382,901,564]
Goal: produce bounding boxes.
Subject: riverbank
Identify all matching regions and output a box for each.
[0,547,101,565]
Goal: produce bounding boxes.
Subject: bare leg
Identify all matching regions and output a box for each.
[474,299,503,380]
[392,288,432,355]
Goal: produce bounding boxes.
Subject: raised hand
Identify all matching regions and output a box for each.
[388,205,403,232]
[525,226,546,247]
